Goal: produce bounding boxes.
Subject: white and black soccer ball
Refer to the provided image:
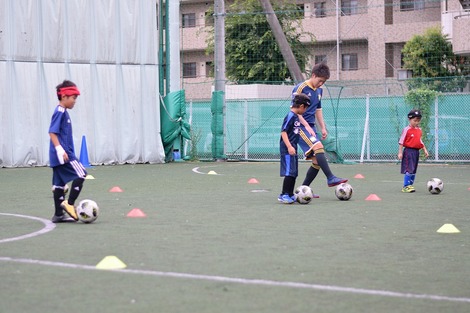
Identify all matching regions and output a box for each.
[294,185,314,204]
[335,183,353,201]
[76,199,100,223]
[427,178,444,194]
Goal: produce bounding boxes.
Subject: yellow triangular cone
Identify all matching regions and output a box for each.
[96,256,127,269]
[85,175,95,180]
[208,170,217,175]
[437,224,460,234]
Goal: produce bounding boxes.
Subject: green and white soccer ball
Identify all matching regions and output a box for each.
[427,178,444,194]
[335,183,353,201]
[76,199,100,223]
[294,185,314,204]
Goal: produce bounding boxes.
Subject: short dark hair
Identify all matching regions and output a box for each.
[311,63,330,79]
[56,80,77,100]
[292,93,311,108]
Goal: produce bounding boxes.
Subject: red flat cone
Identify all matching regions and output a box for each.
[354,174,365,179]
[248,178,259,184]
[109,186,123,193]
[365,194,381,201]
[127,208,147,217]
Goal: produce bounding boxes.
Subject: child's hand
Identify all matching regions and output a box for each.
[424,150,429,158]
[55,145,68,164]
[397,152,402,160]
[288,146,296,155]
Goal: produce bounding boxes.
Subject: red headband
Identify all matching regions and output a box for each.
[58,86,80,96]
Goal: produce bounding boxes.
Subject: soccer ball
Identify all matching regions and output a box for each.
[76,199,99,223]
[335,183,353,201]
[51,184,69,195]
[294,185,314,204]
[427,178,444,194]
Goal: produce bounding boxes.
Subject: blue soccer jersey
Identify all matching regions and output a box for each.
[291,81,323,125]
[48,105,77,167]
[279,111,301,155]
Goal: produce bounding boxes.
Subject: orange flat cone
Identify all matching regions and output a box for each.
[248,178,259,184]
[354,174,365,179]
[127,208,147,217]
[109,186,123,192]
[365,194,381,201]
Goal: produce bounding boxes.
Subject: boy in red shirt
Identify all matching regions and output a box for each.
[398,109,429,193]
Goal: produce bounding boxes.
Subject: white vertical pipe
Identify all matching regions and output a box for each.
[336,0,340,80]
[360,95,370,163]
[434,96,439,161]
[168,0,181,92]
[244,100,248,160]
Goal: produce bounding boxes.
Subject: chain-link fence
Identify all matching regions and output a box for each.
[185,91,470,163]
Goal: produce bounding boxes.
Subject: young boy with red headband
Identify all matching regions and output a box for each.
[48,80,87,222]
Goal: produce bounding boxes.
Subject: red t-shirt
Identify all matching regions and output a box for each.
[399,126,424,149]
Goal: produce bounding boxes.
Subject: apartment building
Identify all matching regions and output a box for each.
[178,0,470,99]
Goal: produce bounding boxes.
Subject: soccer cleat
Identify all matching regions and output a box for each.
[402,185,416,193]
[51,214,76,223]
[311,193,320,199]
[327,176,348,187]
[60,200,79,221]
[278,194,295,204]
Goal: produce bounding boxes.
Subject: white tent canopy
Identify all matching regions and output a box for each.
[0,0,164,167]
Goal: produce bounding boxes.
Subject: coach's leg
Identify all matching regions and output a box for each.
[302,161,320,186]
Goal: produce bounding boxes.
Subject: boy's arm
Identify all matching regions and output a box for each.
[422,144,429,158]
[315,109,327,140]
[281,132,296,155]
[397,144,403,160]
[297,114,315,137]
[49,133,69,163]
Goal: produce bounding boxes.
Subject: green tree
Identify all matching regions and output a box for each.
[206,0,314,83]
[402,27,469,92]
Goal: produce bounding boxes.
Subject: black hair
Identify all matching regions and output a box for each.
[292,93,311,108]
[311,63,330,79]
[56,80,77,100]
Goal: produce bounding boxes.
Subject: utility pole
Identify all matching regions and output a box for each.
[259,0,304,82]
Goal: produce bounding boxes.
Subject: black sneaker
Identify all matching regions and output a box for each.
[51,214,76,223]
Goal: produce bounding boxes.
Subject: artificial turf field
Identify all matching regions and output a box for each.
[1,161,469,313]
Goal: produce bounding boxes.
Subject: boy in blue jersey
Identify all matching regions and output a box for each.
[291,63,347,197]
[278,93,311,204]
[48,80,87,222]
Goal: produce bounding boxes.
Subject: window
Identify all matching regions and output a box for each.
[342,54,358,71]
[182,13,196,28]
[205,11,214,26]
[400,0,424,11]
[314,2,326,18]
[205,62,214,78]
[183,63,197,78]
[341,0,358,15]
[315,55,327,64]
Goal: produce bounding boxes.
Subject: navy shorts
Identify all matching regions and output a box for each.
[401,148,420,174]
[298,125,321,155]
[280,154,298,177]
[52,160,87,187]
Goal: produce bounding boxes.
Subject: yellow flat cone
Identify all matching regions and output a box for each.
[96,256,127,269]
[208,170,217,175]
[437,224,460,233]
[85,175,95,180]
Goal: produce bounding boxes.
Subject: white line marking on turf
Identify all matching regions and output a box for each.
[0,256,469,304]
[0,213,56,244]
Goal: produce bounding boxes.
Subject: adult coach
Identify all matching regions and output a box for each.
[291,63,347,195]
